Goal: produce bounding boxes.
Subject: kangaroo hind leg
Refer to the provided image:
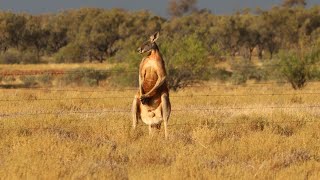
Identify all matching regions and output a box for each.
[132,93,140,129]
[161,93,171,139]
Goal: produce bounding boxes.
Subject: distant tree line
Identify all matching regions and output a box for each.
[0,0,319,64]
[0,0,320,89]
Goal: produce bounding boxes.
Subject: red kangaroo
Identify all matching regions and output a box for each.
[131,32,171,139]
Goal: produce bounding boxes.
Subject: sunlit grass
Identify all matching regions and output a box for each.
[0,63,114,71]
[0,82,320,179]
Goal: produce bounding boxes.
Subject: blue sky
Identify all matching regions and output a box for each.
[0,0,319,17]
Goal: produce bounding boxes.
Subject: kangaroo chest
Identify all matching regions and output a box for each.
[142,60,158,93]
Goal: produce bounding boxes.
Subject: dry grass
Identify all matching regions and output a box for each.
[0,82,320,179]
[0,63,114,71]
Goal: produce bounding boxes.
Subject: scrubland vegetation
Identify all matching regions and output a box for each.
[1,0,320,89]
[1,0,320,179]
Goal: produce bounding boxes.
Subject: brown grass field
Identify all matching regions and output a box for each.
[0,65,320,179]
[0,63,114,71]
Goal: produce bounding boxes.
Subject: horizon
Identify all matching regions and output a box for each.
[0,0,319,17]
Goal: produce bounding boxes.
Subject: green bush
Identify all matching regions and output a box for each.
[108,65,138,87]
[210,43,225,60]
[0,50,42,64]
[210,68,233,82]
[0,49,41,64]
[60,68,108,86]
[278,50,320,89]
[54,43,85,63]
[231,72,248,85]
[0,49,21,64]
[107,46,141,87]
[311,70,320,80]
[161,34,212,91]
[38,73,54,86]
[21,51,42,64]
[230,60,267,85]
[20,76,38,87]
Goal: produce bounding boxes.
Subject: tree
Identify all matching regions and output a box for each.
[278,49,319,89]
[77,9,126,62]
[161,35,211,90]
[162,11,218,56]
[282,0,307,7]
[22,15,50,61]
[255,9,285,59]
[0,13,26,49]
[213,16,242,57]
[237,14,261,60]
[0,13,9,53]
[168,0,198,17]
[45,15,69,54]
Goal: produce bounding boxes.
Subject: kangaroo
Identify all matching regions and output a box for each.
[131,32,171,139]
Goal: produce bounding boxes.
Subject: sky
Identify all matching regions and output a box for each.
[0,0,319,17]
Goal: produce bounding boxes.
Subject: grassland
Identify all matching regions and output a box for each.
[0,74,320,179]
[0,63,114,71]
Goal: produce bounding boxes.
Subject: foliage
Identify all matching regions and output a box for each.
[20,51,42,64]
[210,68,233,82]
[168,0,198,17]
[54,43,85,63]
[161,34,210,90]
[278,49,320,89]
[231,60,267,85]
[20,76,38,87]
[0,49,41,64]
[108,65,139,87]
[0,49,21,64]
[0,6,319,63]
[282,0,307,7]
[0,5,320,89]
[38,73,54,86]
[60,68,108,86]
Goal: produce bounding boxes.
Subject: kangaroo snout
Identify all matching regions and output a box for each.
[137,47,142,54]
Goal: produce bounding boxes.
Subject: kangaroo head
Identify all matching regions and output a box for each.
[137,32,159,54]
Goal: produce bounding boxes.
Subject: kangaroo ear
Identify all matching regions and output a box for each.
[150,32,159,42]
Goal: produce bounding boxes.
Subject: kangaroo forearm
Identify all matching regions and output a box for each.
[140,86,144,95]
[145,77,166,96]
[139,75,144,95]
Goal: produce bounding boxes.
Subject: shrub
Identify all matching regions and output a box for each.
[108,65,138,87]
[210,43,225,60]
[38,73,54,86]
[20,76,38,87]
[311,70,320,80]
[278,50,320,89]
[210,68,233,82]
[108,46,142,87]
[231,71,248,85]
[0,50,43,64]
[20,51,42,64]
[0,49,21,64]
[230,60,266,85]
[161,34,211,91]
[54,43,85,63]
[60,68,108,86]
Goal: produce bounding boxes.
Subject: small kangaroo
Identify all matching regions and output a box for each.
[131,32,171,139]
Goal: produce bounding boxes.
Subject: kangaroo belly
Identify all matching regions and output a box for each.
[142,79,157,95]
[142,67,158,95]
[140,103,163,125]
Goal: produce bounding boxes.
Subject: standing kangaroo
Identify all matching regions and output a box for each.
[132,32,171,139]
